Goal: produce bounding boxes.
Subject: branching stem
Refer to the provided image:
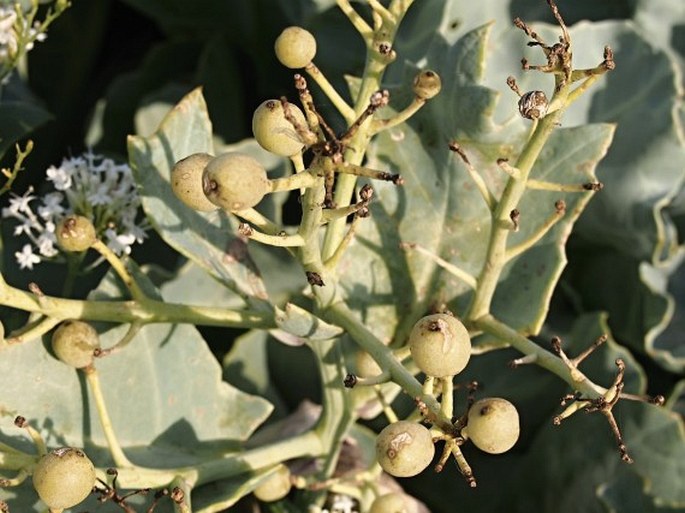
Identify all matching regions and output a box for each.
[0,281,275,329]
[473,315,604,398]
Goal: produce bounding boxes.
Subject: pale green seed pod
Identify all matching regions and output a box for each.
[32,447,96,510]
[412,70,442,100]
[463,397,520,454]
[355,350,382,378]
[252,99,307,157]
[202,152,270,212]
[370,493,412,513]
[56,215,97,252]
[376,420,435,477]
[51,320,100,369]
[408,313,471,378]
[254,464,292,502]
[171,153,219,212]
[274,26,317,69]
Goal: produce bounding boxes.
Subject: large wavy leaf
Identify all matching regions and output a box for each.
[128,88,283,304]
[339,23,614,344]
[0,267,272,511]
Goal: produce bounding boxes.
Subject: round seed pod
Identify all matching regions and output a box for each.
[171,153,219,212]
[254,464,292,502]
[408,313,471,378]
[56,215,97,252]
[202,152,270,212]
[463,397,520,454]
[51,320,100,369]
[355,350,383,378]
[413,70,442,100]
[375,420,435,477]
[32,447,96,510]
[252,99,307,157]
[370,493,413,513]
[274,26,317,69]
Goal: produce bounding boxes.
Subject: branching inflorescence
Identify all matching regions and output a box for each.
[0,0,666,512]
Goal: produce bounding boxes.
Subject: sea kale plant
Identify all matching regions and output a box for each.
[1,0,684,512]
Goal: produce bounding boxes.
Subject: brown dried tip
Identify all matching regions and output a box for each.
[28,282,44,296]
[427,320,444,332]
[306,271,325,287]
[518,90,548,119]
[551,336,563,354]
[293,73,308,92]
[171,487,185,504]
[448,141,471,165]
[370,89,390,109]
[238,223,253,237]
[604,46,616,70]
[415,397,429,417]
[343,374,358,388]
[583,181,604,191]
[510,209,520,231]
[559,392,580,407]
[359,183,374,201]
[13,416,26,428]
[506,76,522,96]
[651,395,665,406]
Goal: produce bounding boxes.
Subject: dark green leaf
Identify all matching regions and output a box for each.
[0,101,51,159]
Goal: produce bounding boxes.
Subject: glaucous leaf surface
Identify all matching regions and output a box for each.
[0,267,273,511]
[339,23,613,343]
[128,89,272,303]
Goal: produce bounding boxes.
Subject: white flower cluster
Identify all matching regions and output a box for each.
[309,494,358,513]
[0,5,46,65]
[2,151,147,269]
[0,7,18,61]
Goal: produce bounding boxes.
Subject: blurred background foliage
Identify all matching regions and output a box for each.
[1,0,684,512]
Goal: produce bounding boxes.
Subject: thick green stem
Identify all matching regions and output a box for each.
[466,106,565,321]
[110,430,324,490]
[0,282,275,329]
[311,338,354,477]
[324,301,455,434]
[473,314,604,398]
[321,0,415,262]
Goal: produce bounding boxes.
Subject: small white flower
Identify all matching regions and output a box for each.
[88,183,113,206]
[13,216,36,236]
[330,494,357,513]
[0,8,17,57]
[46,164,74,190]
[4,187,36,215]
[15,244,41,270]
[38,192,65,218]
[104,228,136,256]
[36,232,58,257]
